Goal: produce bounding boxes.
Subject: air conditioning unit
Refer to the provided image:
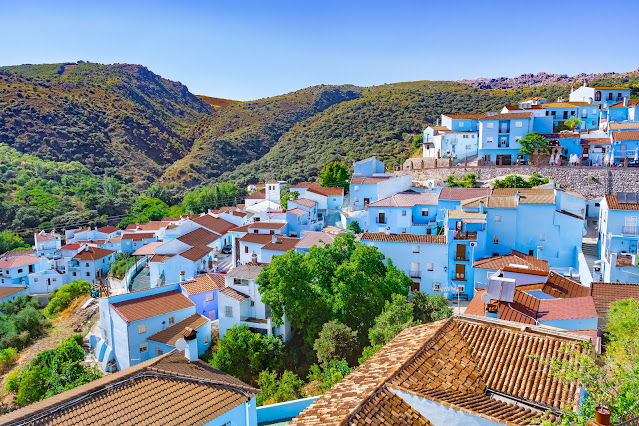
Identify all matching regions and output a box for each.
[470,242,478,247]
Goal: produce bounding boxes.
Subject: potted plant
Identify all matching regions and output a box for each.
[595,406,611,425]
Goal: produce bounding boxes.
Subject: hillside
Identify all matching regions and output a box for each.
[195,95,240,109]
[213,81,570,186]
[0,62,212,179]
[162,84,362,185]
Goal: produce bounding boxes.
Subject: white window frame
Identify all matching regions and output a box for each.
[457,284,466,293]
[168,316,175,325]
[412,245,420,253]
[205,292,213,302]
[427,263,434,271]
[422,208,429,216]
[433,282,441,291]
[515,121,523,128]
[225,306,233,317]
[625,216,637,227]
[138,323,146,334]
[486,122,494,129]
[495,215,501,222]
[140,343,148,353]
[459,121,465,127]
[354,186,360,191]
[540,233,546,241]
[486,137,494,143]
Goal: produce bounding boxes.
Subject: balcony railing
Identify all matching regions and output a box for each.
[455,256,468,261]
[454,231,477,240]
[622,226,639,235]
[409,271,421,278]
[376,219,387,224]
[498,128,510,134]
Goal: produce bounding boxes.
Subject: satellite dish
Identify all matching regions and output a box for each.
[175,338,187,352]
[481,293,492,304]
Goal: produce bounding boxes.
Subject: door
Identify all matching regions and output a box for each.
[411,282,420,293]
[455,264,465,280]
[208,310,216,320]
[456,244,465,260]
[630,241,638,255]
[378,212,385,224]
[364,198,370,206]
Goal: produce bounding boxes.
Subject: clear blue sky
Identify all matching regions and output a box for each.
[2,0,638,101]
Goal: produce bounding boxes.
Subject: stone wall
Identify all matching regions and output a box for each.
[399,166,639,199]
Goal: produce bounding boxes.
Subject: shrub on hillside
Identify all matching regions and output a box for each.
[44,280,91,317]
[0,347,18,374]
[0,295,48,351]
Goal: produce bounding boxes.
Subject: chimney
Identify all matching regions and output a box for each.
[570,86,574,93]
[272,234,277,244]
[624,96,629,107]
[384,227,391,235]
[584,80,588,87]
[183,328,199,362]
[557,96,564,103]
[588,97,593,105]
[179,270,185,282]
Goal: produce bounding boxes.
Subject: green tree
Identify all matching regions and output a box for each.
[368,294,417,346]
[313,320,358,367]
[256,370,305,406]
[281,191,299,209]
[306,360,353,394]
[411,292,452,324]
[518,132,549,156]
[0,296,48,351]
[346,220,362,234]
[0,230,30,253]
[319,161,350,190]
[45,280,91,317]
[358,344,382,364]
[564,116,582,131]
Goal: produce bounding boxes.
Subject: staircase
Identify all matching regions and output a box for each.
[582,240,599,274]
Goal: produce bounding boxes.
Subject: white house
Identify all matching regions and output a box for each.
[34,230,61,257]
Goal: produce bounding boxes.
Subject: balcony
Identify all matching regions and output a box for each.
[617,254,636,267]
[498,128,510,134]
[622,226,639,235]
[375,219,387,224]
[454,231,477,240]
[409,271,421,279]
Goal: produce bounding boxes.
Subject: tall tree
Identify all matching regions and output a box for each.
[319,161,350,190]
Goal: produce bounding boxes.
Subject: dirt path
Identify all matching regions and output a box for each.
[0,295,99,411]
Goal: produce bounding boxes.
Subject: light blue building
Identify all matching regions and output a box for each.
[0,286,28,305]
[92,284,211,371]
[601,98,639,124]
[359,232,448,294]
[599,193,639,283]
[180,273,226,320]
[570,84,631,106]
[349,156,411,211]
[353,155,386,176]
[478,112,552,164]
[0,254,50,286]
[366,191,438,234]
[435,187,493,224]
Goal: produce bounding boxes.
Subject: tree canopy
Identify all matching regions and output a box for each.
[518,132,550,156]
[319,161,350,190]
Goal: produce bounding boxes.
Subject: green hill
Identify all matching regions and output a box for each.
[0,62,212,180]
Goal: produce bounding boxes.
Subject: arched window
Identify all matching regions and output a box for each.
[595,91,602,101]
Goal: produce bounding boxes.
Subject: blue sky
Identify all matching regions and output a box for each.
[2,0,638,101]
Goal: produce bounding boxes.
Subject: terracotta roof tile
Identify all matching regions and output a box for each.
[219,287,249,302]
[608,98,639,108]
[289,198,317,208]
[246,189,265,200]
[491,188,556,204]
[149,253,175,263]
[296,231,341,249]
[290,181,318,189]
[179,246,212,262]
[147,313,209,346]
[177,227,219,247]
[0,286,26,299]
[543,272,590,298]
[240,233,273,244]
[0,248,36,257]
[72,247,115,261]
[479,112,533,120]
[287,208,308,216]
[369,191,438,207]
[350,176,393,185]
[438,187,492,201]
[248,222,287,229]
[0,350,258,425]
[180,273,226,295]
[360,232,446,244]
[110,289,194,322]
[612,130,639,141]
[581,137,611,145]
[97,226,120,234]
[349,388,432,425]
[306,186,344,197]
[609,122,639,130]
[0,255,39,269]
[605,194,639,210]
[590,281,639,322]
[121,232,156,240]
[262,236,301,252]
[442,113,487,119]
[192,215,236,235]
[473,250,549,273]
[34,231,59,242]
[226,265,263,280]
[537,296,597,321]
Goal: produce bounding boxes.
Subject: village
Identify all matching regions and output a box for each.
[3,84,639,425]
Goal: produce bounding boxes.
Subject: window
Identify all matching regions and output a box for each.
[250,300,255,307]
[412,245,420,253]
[402,210,407,216]
[206,292,213,302]
[514,136,521,143]
[204,337,209,344]
[551,111,556,116]
[457,284,466,293]
[253,229,259,234]
[486,122,494,129]
[563,111,568,120]
[625,216,637,227]
[529,249,534,255]
[86,272,90,277]
[421,208,429,216]
[493,236,499,244]
[354,186,360,191]
[168,316,175,325]
[34,278,38,282]
[354,197,359,202]
[138,323,146,334]
[595,91,602,101]
[570,111,575,116]
[224,306,233,317]
[593,108,598,114]
[486,137,493,143]
[621,145,627,151]
[459,122,465,127]
[608,93,613,101]
[494,215,501,222]
[73,272,77,277]
[234,278,248,285]
[140,343,148,353]
[433,283,441,291]
[410,262,420,277]
[618,92,622,99]
[463,134,468,139]
[17,268,22,273]
[540,234,546,241]
[156,348,163,356]
[427,263,434,271]
[595,202,600,207]
[244,246,249,254]
[515,121,522,128]
[401,228,407,234]
[270,230,275,235]
[85,262,89,267]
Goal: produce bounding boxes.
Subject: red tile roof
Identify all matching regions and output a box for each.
[479,112,533,120]
[590,282,639,322]
[287,208,308,216]
[473,250,549,273]
[608,98,639,108]
[110,290,194,322]
[438,187,492,200]
[581,137,611,145]
[192,215,236,235]
[34,231,59,242]
[177,228,219,247]
[149,254,175,263]
[179,246,212,262]
[97,226,120,234]
[369,191,438,207]
[306,186,344,197]
[360,232,446,244]
[0,286,26,300]
[612,130,639,141]
[147,314,209,345]
[240,234,273,245]
[605,194,639,210]
[289,198,317,208]
[121,232,156,240]
[72,247,115,261]
[60,243,81,251]
[246,189,265,200]
[442,113,487,119]
[219,287,249,302]
[350,176,393,185]
[537,296,597,321]
[262,236,301,252]
[249,222,286,229]
[180,273,226,295]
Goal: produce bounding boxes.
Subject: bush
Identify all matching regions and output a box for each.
[346,220,362,234]
[411,292,452,324]
[0,296,48,351]
[368,294,417,346]
[306,360,353,394]
[44,280,91,317]
[313,320,358,367]
[0,347,18,374]
[109,254,135,279]
[358,344,382,364]
[256,370,305,406]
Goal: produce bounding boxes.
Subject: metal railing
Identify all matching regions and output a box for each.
[409,271,421,278]
[454,231,478,240]
[618,416,639,426]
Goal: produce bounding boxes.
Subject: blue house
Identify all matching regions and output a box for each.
[0,286,28,305]
[366,191,438,234]
[436,187,493,223]
[92,284,211,372]
[478,112,552,164]
[599,193,639,283]
[353,155,386,176]
[570,84,631,106]
[611,130,639,162]
[359,232,447,294]
[601,98,639,124]
[180,273,226,320]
